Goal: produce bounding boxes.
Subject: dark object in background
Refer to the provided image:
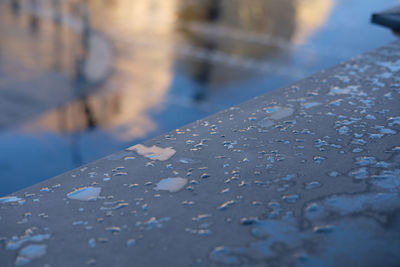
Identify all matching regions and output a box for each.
[372,6,400,33]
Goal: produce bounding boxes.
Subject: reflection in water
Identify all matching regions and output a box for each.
[0,0,394,195]
[293,0,333,44]
[177,0,296,101]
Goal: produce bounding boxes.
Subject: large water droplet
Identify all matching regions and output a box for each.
[155,177,188,193]
[67,187,101,201]
[0,196,22,203]
[15,244,47,266]
[127,144,176,161]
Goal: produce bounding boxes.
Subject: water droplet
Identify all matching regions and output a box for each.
[126,239,136,247]
[201,173,210,179]
[372,169,400,189]
[392,146,400,152]
[257,118,274,128]
[15,244,47,266]
[302,102,321,109]
[240,217,259,225]
[86,259,96,265]
[329,85,359,95]
[113,172,128,176]
[143,217,170,230]
[210,246,241,265]
[329,99,343,106]
[266,106,294,120]
[365,114,376,120]
[329,171,340,177]
[337,126,350,135]
[6,233,51,251]
[305,202,323,220]
[375,161,390,168]
[105,226,121,234]
[0,196,22,203]
[282,194,299,203]
[221,188,230,194]
[305,181,321,190]
[355,156,377,166]
[388,116,400,126]
[67,187,101,201]
[155,177,188,193]
[88,238,96,248]
[40,187,51,192]
[178,158,196,164]
[352,138,367,145]
[313,156,326,164]
[218,200,237,210]
[313,224,334,233]
[349,167,368,179]
[281,174,297,181]
[127,144,176,161]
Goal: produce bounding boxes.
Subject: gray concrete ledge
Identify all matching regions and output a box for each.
[1,41,400,266]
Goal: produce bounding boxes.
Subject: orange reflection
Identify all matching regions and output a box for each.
[293,0,333,44]
[25,48,173,140]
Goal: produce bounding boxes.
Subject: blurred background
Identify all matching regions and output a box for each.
[0,0,398,196]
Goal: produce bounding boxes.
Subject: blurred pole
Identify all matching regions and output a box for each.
[10,0,20,16]
[74,0,96,129]
[29,0,40,34]
[69,0,95,167]
[193,0,221,102]
[52,0,63,70]
[53,0,62,25]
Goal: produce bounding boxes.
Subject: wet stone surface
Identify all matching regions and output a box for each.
[0,41,400,266]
